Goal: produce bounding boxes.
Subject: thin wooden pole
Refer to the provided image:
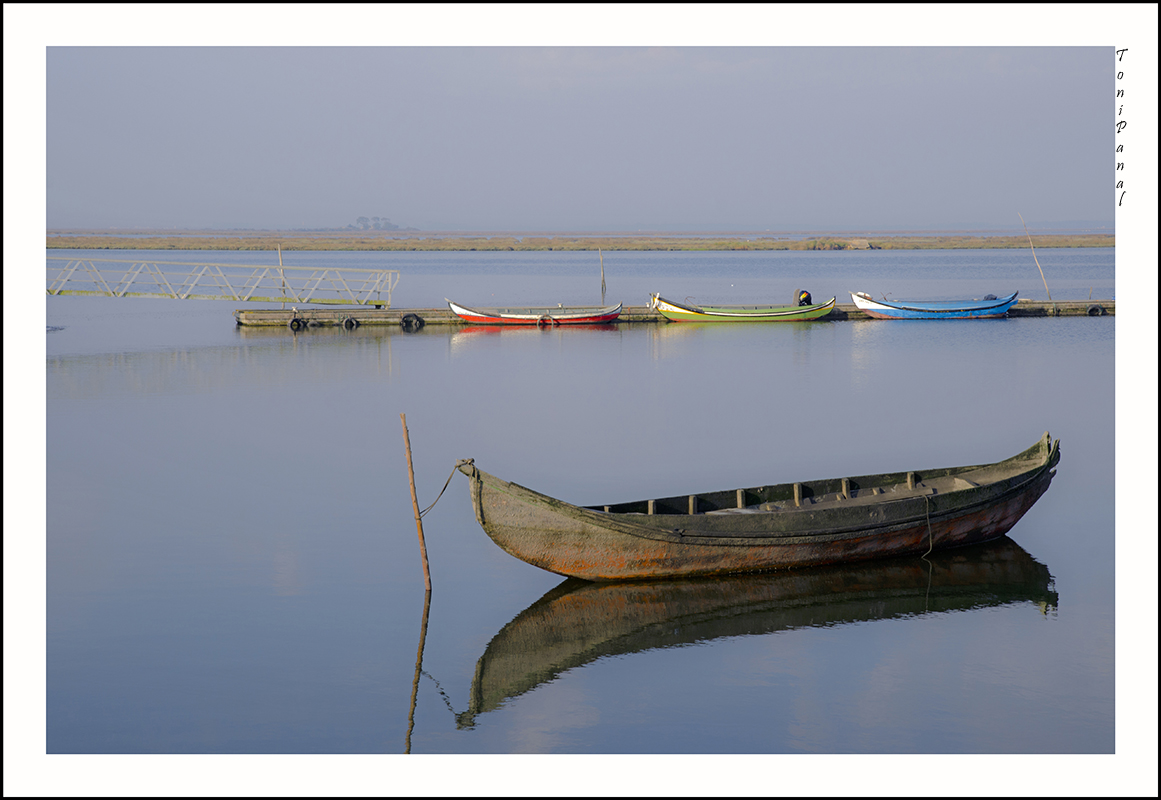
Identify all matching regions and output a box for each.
[599,247,606,306]
[278,243,285,310]
[1018,213,1054,311]
[405,588,432,754]
[400,413,432,591]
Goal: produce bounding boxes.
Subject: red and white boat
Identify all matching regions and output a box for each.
[446,299,622,326]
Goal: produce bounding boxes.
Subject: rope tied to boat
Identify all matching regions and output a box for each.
[919,495,937,609]
[418,458,475,518]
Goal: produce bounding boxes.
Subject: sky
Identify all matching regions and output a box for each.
[37,22,1116,233]
[6,4,1159,797]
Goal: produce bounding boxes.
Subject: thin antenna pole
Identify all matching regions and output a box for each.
[400,413,432,591]
[1018,213,1054,310]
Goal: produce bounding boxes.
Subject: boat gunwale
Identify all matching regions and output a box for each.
[476,464,1054,547]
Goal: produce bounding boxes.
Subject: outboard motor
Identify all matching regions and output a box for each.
[797,290,812,307]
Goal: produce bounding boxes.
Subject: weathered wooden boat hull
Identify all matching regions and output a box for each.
[446,299,623,325]
[457,433,1059,581]
[650,294,837,322]
[850,291,1019,319]
[456,537,1056,727]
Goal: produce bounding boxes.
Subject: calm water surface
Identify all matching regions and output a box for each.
[44,249,1120,768]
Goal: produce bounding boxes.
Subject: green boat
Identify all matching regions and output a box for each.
[649,293,836,322]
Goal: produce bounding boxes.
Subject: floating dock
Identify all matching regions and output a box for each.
[234,299,1113,328]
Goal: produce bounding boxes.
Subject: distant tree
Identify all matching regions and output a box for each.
[352,215,401,231]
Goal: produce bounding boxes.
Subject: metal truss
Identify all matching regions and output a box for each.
[46,257,401,306]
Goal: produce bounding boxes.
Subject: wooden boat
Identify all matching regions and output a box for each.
[456,432,1059,581]
[446,299,622,325]
[649,293,836,322]
[850,290,1019,319]
[455,537,1056,727]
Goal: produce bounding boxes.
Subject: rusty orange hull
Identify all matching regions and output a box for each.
[458,434,1060,581]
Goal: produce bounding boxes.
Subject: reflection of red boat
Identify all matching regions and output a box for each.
[447,299,622,325]
[454,325,503,337]
[456,323,620,337]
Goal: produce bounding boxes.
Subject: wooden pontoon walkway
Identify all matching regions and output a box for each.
[234,299,1113,327]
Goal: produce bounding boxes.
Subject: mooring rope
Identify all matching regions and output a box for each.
[421,670,461,717]
[920,495,936,610]
[419,458,473,518]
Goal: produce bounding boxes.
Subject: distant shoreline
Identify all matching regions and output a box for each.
[45,232,1114,252]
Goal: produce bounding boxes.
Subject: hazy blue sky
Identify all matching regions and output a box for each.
[45,42,1112,232]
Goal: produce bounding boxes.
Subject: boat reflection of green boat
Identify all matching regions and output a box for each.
[455,537,1056,728]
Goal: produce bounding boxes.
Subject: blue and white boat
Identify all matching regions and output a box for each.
[850,291,1019,320]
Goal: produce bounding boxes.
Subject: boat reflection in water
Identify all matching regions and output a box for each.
[448,323,621,357]
[455,537,1056,729]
